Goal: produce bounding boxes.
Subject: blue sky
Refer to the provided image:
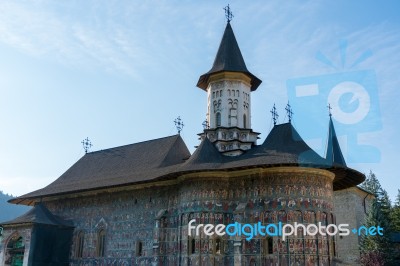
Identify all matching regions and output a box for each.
[0,1,399,201]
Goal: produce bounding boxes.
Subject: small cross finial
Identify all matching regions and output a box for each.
[202,118,209,130]
[270,104,279,125]
[224,4,234,22]
[327,103,332,117]
[174,116,184,134]
[285,102,294,123]
[81,137,92,154]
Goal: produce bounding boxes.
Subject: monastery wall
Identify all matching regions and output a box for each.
[44,167,336,266]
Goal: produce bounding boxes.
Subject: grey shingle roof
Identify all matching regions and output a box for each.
[10,135,190,204]
[1,203,73,227]
[10,124,364,205]
[197,22,262,91]
[180,136,226,171]
[252,123,328,166]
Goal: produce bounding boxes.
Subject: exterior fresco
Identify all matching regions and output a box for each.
[40,167,336,266]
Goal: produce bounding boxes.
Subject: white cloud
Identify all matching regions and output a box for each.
[0,1,153,77]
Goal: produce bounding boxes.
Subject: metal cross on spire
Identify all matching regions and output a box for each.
[174,116,184,134]
[224,4,234,22]
[81,137,92,154]
[327,103,332,117]
[285,102,294,123]
[270,103,279,125]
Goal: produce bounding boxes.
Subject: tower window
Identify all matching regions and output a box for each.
[216,112,221,127]
[243,114,247,128]
[96,229,106,257]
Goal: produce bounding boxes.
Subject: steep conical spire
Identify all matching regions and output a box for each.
[326,117,346,166]
[197,22,261,91]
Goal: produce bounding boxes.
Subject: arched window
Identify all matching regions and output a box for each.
[76,231,84,258]
[96,229,106,257]
[216,112,221,127]
[6,234,25,264]
[243,114,247,128]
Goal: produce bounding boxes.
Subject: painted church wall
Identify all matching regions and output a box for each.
[44,167,336,266]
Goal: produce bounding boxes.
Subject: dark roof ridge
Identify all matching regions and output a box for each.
[187,137,224,164]
[180,137,226,171]
[87,134,181,155]
[159,135,191,167]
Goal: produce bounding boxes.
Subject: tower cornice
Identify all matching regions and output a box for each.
[207,72,252,88]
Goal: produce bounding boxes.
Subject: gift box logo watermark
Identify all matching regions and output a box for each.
[287,42,381,163]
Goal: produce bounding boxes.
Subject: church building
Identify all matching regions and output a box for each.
[0,17,365,266]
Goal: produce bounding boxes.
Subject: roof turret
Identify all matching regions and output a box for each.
[197,22,261,91]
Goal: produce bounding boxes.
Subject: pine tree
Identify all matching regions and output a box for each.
[390,189,400,264]
[359,172,395,265]
[392,189,400,232]
[360,170,382,195]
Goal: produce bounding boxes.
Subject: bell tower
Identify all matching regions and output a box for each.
[197,20,262,156]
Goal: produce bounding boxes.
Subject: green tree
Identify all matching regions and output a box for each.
[391,189,400,232]
[359,172,395,265]
[360,170,382,195]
